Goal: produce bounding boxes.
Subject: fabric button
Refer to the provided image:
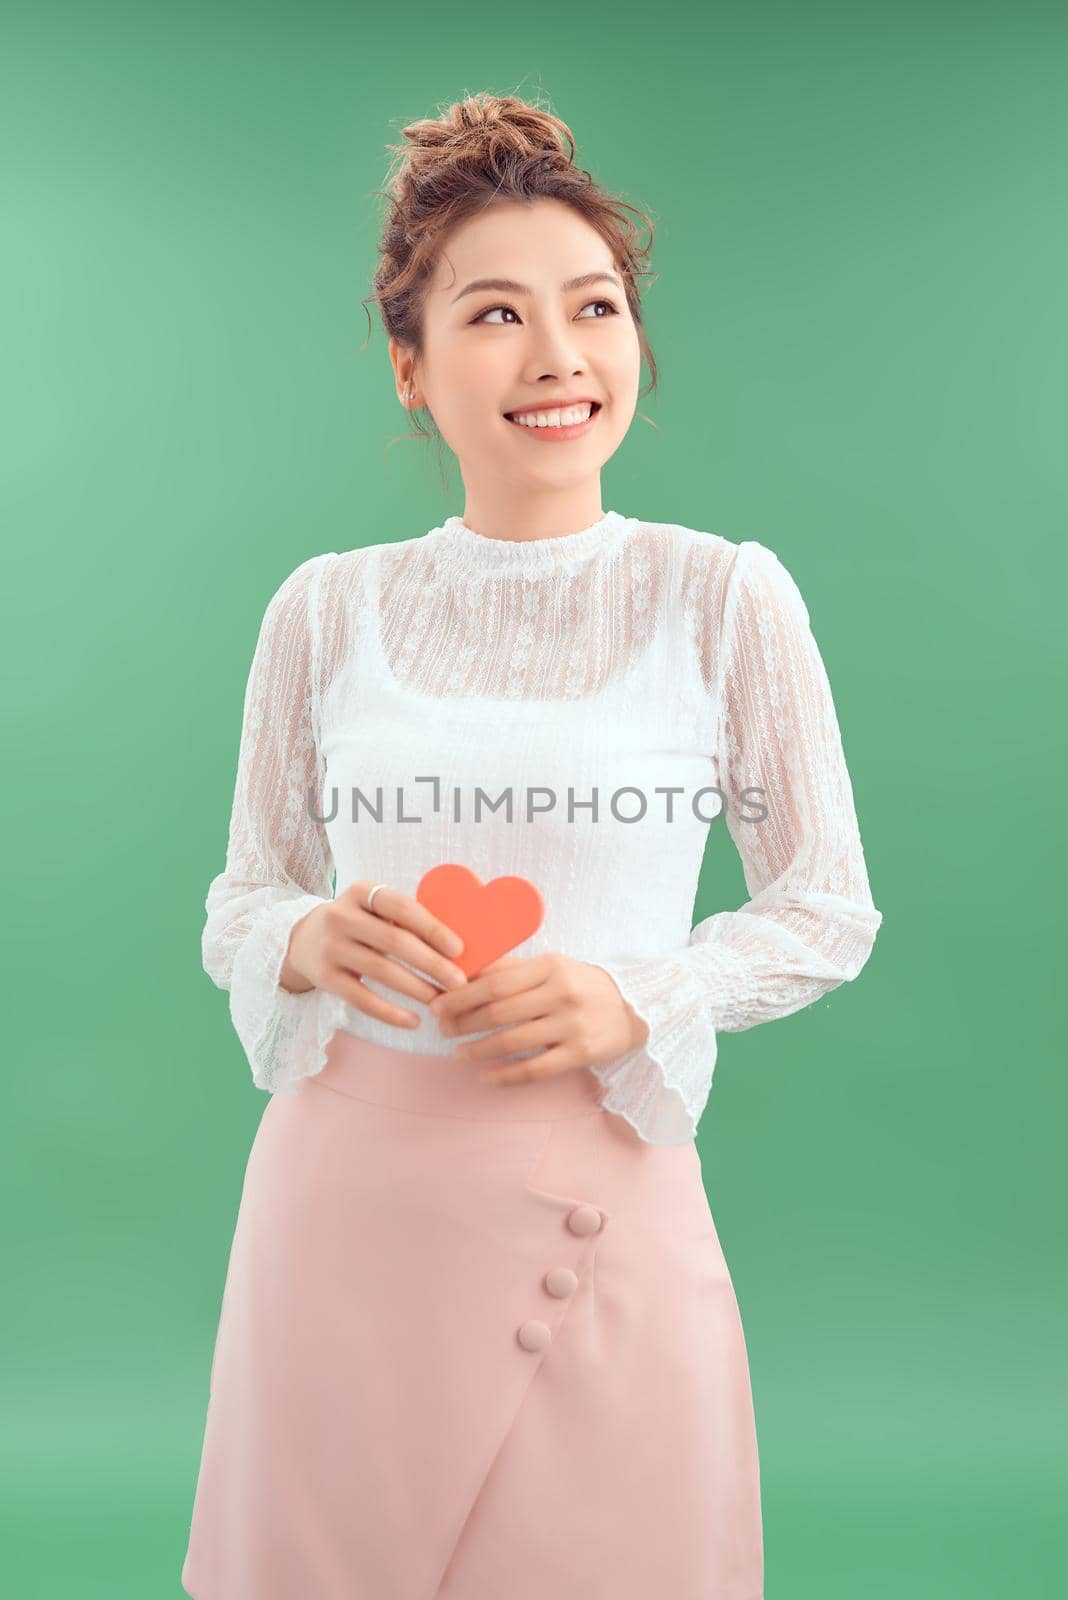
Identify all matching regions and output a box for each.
[567,1204,602,1236]
[544,1267,578,1299]
[517,1319,552,1352]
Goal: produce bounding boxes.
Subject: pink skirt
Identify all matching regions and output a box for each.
[181,1030,764,1599]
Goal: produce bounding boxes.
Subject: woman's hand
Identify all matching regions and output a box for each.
[281,880,469,1030]
[428,953,651,1085]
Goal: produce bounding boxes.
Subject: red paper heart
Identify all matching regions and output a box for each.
[415,863,544,978]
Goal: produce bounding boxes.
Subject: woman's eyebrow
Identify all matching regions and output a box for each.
[451,270,623,304]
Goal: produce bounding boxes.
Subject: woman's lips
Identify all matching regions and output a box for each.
[503,402,602,442]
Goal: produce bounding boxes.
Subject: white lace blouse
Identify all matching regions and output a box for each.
[201,510,882,1146]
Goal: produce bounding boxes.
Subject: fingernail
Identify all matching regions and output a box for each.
[446,933,464,954]
[446,968,467,987]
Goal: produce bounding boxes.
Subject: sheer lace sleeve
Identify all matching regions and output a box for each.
[202,551,348,1094]
[587,539,883,1145]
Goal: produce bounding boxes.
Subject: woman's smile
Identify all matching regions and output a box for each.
[503,401,602,441]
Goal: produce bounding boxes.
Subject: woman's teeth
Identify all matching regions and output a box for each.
[505,403,595,428]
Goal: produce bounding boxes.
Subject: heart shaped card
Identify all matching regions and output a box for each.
[415,863,544,978]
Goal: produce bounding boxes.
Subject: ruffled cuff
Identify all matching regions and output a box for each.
[582,953,728,1147]
[229,894,349,1095]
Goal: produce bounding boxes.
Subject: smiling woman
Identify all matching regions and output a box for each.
[182,88,881,1600]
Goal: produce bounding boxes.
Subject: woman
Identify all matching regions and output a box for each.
[182,92,882,1600]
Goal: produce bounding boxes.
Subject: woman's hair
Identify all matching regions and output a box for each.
[362,91,659,455]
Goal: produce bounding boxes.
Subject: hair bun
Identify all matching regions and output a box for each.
[396,92,576,181]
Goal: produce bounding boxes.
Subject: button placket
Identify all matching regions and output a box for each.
[515,1204,606,1352]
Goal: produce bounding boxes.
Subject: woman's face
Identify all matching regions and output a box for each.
[389,198,643,532]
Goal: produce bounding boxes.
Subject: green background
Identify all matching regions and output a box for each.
[3,2,1063,1594]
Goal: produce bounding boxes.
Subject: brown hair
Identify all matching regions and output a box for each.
[361,91,660,463]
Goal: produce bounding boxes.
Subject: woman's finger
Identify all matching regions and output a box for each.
[377,885,467,962]
[439,982,552,1037]
[339,884,468,993]
[480,1043,576,1086]
[432,958,554,1026]
[334,940,445,1005]
[450,1013,559,1062]
[323,966,421,1029]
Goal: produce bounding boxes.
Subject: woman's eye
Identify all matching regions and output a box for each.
[471,298,621,325]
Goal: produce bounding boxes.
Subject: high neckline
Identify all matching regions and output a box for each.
[431,509,634,569]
